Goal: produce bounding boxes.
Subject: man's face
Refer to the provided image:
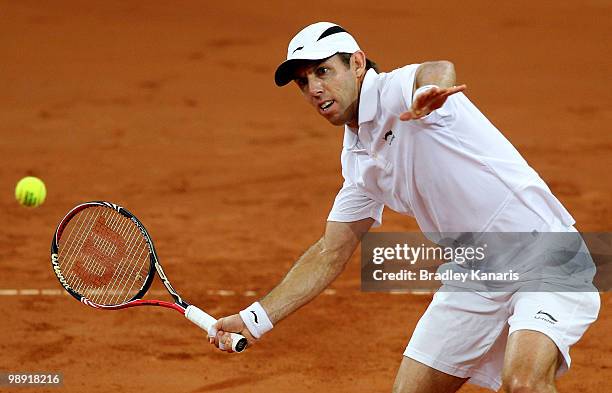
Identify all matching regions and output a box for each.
[292,54,363,128]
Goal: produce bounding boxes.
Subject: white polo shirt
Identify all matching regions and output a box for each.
[327,66,575,233]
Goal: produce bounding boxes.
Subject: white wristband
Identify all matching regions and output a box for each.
[413,84,438,103]
[239,302,274,339]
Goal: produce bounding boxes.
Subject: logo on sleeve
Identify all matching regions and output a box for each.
[535,310,558,324]
[383,130,395,145]
[250,311,259,324]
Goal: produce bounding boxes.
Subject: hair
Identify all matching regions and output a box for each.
[337,52,380,73]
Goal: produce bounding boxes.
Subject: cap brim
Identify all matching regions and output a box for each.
[274,50,339,87]
[274,59,306,87]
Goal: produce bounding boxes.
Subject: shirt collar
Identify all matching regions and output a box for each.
[342,126,359,149]
[342,68,379,149]
[358,68,379,125]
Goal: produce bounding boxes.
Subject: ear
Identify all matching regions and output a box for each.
[351,50,367,78]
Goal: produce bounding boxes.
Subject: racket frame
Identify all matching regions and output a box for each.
[50,201,249,353]
[50,201,186,312]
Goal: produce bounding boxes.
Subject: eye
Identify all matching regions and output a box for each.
[294,77,307,88]
[316,66,329,76]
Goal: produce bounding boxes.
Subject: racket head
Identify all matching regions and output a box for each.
[51,201,157,308]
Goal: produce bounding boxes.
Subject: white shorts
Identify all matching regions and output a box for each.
[404,287,600,391]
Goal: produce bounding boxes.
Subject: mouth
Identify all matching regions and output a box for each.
[318,100,336,116]
[319,100,334,111]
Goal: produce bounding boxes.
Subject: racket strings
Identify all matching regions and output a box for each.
[82,208,135,303]
[91,208,139,303]
[60,207,121,296]
[66,208,121,294]
[57,206,151,305]
[71,208,119,295]
[68,208,148,304]
[94,209,150,304]
[101,216,149,305]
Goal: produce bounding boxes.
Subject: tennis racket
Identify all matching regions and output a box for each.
[50,201,247,352]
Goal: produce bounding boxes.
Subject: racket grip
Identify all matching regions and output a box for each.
[184,305,248,353]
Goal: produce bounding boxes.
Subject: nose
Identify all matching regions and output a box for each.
[307,76,323,97]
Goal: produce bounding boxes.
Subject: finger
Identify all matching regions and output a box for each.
[214,330,224,348]
[423,85,466,101]
[426,86,466,109]
[218,331,226,349]
[438,90,459,99]
[218,337,227,351]
[414,89,437,106]
[223,333,234,353]
[424,89,452,101]
[216,331,230,351]
[209,318,224,339]
[413,93,441,115]
[434,89,462,103]
[444,84,466,96]
[214,331,234,352]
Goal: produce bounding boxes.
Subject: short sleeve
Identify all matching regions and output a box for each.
[395,63,447,125]
[327,181,385,227]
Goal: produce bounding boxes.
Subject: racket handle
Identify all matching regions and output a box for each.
[184,305,248,353]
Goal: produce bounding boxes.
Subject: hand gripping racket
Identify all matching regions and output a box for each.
[50,201,247,352]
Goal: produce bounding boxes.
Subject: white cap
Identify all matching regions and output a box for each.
[274,22,361,86]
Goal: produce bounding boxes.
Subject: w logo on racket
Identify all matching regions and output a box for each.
[73,215,127,286]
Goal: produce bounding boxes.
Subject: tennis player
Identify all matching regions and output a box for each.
[211,22,600,393]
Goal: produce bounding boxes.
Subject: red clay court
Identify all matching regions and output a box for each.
[1,1,610,392]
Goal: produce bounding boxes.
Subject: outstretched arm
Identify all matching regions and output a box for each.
[211,218,374,350]
[400,60,466,121]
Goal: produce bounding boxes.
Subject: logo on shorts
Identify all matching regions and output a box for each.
[384,130,395,145]
[535,310,558,324]
[250,311,259,324]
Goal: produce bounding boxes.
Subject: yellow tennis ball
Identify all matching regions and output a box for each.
[15,176,47,207]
